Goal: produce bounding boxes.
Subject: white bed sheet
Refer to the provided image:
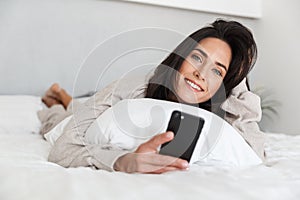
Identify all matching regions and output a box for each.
[1,131,300,200]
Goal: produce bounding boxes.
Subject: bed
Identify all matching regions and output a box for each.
[1,95,300,200]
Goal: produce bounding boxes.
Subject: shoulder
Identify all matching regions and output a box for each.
[93,72,152,104]
[221,78,262,121]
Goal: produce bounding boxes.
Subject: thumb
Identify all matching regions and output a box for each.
[137,131,174,153]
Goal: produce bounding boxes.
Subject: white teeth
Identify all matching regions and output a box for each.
[186,79,201,91]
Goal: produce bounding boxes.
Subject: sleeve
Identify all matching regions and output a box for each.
[221,78,266,160]
[48,77,148,171]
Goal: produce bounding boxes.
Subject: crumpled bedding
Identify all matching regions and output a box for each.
[0,131,300,200]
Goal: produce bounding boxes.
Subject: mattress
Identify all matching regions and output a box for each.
[0,96,300,200]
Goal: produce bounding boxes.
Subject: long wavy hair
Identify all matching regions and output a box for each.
[145,19,257,115]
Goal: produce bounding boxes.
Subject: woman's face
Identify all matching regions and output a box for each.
[175,37,232,104]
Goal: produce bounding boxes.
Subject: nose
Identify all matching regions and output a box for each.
[193,70,205,81]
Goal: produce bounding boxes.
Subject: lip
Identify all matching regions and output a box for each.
[184,78,204,92]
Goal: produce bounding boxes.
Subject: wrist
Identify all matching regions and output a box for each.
[113,153,128,172]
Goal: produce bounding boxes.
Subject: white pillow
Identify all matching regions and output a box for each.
[0,95,43,134]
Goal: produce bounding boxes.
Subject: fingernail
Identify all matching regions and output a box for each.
[166,131,173,138]
[182,162,189,168]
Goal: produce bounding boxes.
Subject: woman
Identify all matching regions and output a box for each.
[41,19,265,174]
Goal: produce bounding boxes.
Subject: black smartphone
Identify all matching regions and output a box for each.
[159,110,205,162]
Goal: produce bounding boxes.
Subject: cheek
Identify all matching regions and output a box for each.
[179,61,194,75]
[208,79,223,95]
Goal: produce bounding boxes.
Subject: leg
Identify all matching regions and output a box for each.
[38,105,71,136]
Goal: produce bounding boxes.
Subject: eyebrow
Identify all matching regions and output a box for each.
[193,48,228,72]
[215,61,228,72]
[194,48,208,58]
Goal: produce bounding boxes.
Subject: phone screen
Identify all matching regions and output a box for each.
[159,110,205,162]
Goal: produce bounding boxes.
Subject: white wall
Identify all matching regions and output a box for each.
[0,0,256,95]
[0,0,299,134]
[249,0,300,134]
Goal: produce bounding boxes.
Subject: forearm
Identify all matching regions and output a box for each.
[48,129,130,171]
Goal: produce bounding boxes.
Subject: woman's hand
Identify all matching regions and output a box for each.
[113,131,189,174]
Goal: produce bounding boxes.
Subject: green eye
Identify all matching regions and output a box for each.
[212,69,222,77]
[191,54,203,63]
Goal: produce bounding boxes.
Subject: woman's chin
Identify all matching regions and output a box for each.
[177,94,199,104]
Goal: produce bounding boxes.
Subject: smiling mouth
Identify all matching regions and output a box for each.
[184,78,204,92]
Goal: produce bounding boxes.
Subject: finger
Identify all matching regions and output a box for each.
[138,131,174,152]
[143,162,190,174]
[150,166,180,174]
[139,163,183,174]
[135,152,189,170]
[152,155,189,170]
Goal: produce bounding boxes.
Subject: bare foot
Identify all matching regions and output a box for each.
[42,95,61,108]
[45,83,61,99]
[42,83,72,109]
